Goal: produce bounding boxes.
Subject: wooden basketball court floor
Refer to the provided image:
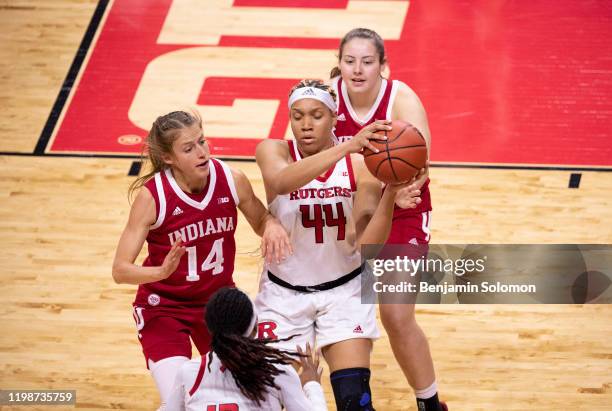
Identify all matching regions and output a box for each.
[0,1,611,410]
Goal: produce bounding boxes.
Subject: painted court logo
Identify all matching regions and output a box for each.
[44,0,411,158]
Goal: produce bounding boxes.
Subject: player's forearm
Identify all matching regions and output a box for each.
[274,144,349,194]
[251,211,274,237]
[240,197,273,237]
[112,261,164,285]
[302,382,328,411]
[357,190,396,247]
[163,380,186,411]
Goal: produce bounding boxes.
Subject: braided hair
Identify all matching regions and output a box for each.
[205,287,297,406]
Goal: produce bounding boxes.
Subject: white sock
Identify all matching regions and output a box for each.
[149,356,190,406]
[415,380,438,399]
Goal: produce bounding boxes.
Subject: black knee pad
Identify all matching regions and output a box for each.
[330,367,375,411]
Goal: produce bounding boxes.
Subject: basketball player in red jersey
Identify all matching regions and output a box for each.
[330,29,446,411]
[111,111,291,410]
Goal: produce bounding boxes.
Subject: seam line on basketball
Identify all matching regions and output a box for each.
[385,129,399,181]
[387,125,409,144]
[389,157,421,170]
[387,144,427,151]
[363,144,426,158]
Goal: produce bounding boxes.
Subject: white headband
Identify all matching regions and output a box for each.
[288,86,337,112]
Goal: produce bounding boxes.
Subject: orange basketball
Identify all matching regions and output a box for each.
[363,120,428,184]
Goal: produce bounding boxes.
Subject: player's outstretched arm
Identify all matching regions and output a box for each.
[255,123,390,198]
[256,138,368,197]
[232,167,292,264]
[352,155,393,247]
[277,343,328,411]
[352,155,421,248]
[163,366,187,411]
[112,188,185,284]
[256,139,346,196]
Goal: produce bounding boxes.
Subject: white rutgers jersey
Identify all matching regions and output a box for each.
[165,352,327,411]
[267,140,362,286]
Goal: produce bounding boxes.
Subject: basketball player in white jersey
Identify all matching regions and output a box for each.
[165,287,327,411]
[254,79,423,410]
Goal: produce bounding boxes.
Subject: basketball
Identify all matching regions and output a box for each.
[363,120,428,184]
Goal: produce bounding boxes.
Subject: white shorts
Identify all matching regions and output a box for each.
[254,271,379,351]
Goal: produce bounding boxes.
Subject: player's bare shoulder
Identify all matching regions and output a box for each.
[132,183,157,226]
[394,81,426,111]
[392,81,431,145]
[255,138,292,163]
[256,138,289,153]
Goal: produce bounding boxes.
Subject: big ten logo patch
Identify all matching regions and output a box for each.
[49,0,409,156]
[257,320,279,340]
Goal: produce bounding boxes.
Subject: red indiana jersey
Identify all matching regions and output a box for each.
[331,76,432,218]
[134,159,238,308]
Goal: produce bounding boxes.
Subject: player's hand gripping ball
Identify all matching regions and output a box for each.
[363,120,428,184]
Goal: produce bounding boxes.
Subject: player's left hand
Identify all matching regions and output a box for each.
[386,181,422,209]
[387,160,428,209]
[297,343,323,386]
[411,160,429,191]
[261,216,293,264]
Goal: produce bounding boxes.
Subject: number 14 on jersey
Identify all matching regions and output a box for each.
[185,238,225,281]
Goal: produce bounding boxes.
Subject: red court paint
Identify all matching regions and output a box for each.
[48,0,612,166]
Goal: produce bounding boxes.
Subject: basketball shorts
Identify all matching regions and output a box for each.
[254,272,379,352]
[132,304,211,368]
[387,210,431,245]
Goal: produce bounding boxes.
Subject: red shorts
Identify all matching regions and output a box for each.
[132,304,211,368]
[387,210,432,245]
